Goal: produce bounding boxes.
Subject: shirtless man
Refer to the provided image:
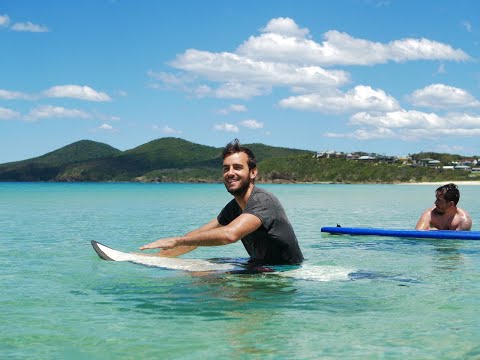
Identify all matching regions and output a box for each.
[415,183,472,231]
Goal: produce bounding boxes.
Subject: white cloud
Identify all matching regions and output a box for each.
[153,17,471,109]
[0,89,33,100]
[325,127,395,140]
[193,84,214,97]
[43,85,111,102]
[0,14,49,32]
[214,82,270,99]
[279,85,400,113]
[350,110,444,128]
[0,107,21,120]
[98,124,114,131]
[153,125,182,134]
[230,104,247,112]
[236,19,469,66]
[153,17,469,102]
[0,85,111,102]
[11,21,49,32]
[217,104,247,115]
[89,123,119,133]
[0,14,10,27]
[326,109,480,140]
[26,105,92,121]
[214,122,239,133]
[260,17,310,39]
[409,84,480,109]
[147,71,196,92]
[240,119,263,129]
[172,49,349,89]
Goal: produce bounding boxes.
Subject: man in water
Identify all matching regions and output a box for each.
[415,183,472,231]
[140,139,304,265]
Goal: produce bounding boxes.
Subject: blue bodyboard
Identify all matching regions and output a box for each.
[320,226,480,240]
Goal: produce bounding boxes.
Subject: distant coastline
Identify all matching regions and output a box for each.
[1,138,479,184]
[398,181,480,186]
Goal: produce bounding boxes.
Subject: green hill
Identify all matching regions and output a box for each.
[0,138,478,183]
[0,138,312,182]
[257,156,477,183]
[0,140,121,181]
[55,138,224,182]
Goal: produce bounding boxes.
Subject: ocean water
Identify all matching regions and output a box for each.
[1,182,480,359]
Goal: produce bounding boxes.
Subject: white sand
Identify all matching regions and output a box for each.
[398,181,480,186]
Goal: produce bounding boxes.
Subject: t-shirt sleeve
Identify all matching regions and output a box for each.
[243,191,275,230]
[217,199,240,226]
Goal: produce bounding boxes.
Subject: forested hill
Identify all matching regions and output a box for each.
[0,137,477,183]
[0,138,310,182]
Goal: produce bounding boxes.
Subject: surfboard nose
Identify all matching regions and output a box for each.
[91,240,114,261]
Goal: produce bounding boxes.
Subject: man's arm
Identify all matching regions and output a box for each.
[454,209,472,231]
[140,213,262,251]
[154,218,220,257]
[415,209,432,230]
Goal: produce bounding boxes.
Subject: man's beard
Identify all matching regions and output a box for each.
[225,177,252,196]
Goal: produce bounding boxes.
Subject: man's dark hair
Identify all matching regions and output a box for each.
[436,183,460,205]
[222,139,257,170]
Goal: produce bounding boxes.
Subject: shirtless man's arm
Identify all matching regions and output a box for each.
[415,209,433,230]
[455,208,472,230]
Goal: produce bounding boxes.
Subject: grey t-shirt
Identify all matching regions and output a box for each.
[217,186,304,265]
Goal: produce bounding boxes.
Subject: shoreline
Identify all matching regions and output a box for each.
[397,181,480,186]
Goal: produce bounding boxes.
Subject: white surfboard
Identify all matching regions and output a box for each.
[91,240,237,272]
[91,240,353,281]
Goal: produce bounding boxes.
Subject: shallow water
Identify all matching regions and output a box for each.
[1,183,479,359]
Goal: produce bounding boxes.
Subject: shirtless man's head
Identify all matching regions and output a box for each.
[416,183,472,231]
[434,183,459,214]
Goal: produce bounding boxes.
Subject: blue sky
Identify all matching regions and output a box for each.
[1,0,479,163]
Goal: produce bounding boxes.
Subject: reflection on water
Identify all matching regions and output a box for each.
[93,269,299,322]
[349,270,421,284]
[431,243,464,271]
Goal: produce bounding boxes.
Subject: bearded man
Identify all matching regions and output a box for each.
[140,139,304,265]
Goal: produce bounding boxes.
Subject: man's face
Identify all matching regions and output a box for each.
[222,152,256,196]
[434,191,450,214]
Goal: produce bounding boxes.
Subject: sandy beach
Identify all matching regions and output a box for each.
[399,181,480,186]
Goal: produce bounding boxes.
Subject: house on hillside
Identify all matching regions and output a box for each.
[357,155,375,161]
[418,158,441,168]
[454,165,471,171]
[396,156,413,165]
[315,150,344,159]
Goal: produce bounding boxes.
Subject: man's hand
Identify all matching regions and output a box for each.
[140,237,179,250]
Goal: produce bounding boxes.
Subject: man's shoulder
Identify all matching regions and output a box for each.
[458,207,471,216]
[421,207,435,217]
[252,185,273,195]
[251,186,277,201]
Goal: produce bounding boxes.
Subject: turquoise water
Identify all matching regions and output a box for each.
[1,182,480,359]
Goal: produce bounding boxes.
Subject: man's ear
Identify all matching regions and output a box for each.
[250,167,257,180]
